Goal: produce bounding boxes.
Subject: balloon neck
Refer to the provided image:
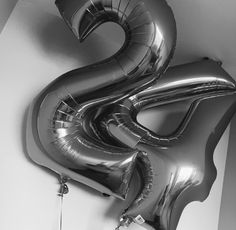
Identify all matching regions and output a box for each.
[117,216,133,229]
[58,176,69,196]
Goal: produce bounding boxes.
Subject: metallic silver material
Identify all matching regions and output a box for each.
[100,59,236,230]
[26,0,176,199]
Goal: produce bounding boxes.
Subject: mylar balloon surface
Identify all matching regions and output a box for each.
[27,0,176,199]
[100,59,236,230]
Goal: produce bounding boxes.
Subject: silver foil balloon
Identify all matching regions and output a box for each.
[26,0,176,199]
[100,59,236,230]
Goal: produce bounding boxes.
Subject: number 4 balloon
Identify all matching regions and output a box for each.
[26,0,236,230]
[101,59,236,230]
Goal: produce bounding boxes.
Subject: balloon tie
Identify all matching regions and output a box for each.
[58,176,69,230]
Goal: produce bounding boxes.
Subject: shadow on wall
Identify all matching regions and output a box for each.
[218,114,236,230]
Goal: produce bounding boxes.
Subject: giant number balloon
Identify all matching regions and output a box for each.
[26,0,236,230]
[26,0,176,199]
[99,59,236,229]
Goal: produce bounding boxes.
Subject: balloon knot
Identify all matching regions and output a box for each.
[58,176,69,197]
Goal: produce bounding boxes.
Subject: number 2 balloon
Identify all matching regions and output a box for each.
[27,0,176,199]
[26,0,236,230]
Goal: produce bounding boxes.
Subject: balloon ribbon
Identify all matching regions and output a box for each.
[58,177,69,230]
